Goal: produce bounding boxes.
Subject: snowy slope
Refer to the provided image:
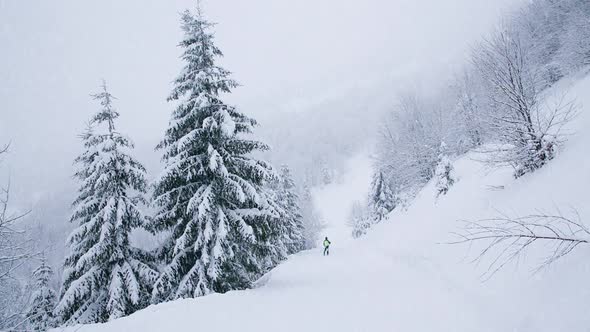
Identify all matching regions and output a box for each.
[54,73,590,332]
[312,153,373,246]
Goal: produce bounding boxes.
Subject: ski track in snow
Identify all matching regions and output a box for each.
[54,74,590,332]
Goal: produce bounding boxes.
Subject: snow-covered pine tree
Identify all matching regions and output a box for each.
[321,163,333,186]
[272,165,305,255]
[434,154,455,197]
[349,201,371,239]
[55,83,158,325]
[25,259,57,331]
[368,170,396,224]
[149,7,282,303]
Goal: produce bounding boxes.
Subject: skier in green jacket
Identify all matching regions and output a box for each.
[323,237,331,256]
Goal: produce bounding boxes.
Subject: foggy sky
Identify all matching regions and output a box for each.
[0,0,521,208]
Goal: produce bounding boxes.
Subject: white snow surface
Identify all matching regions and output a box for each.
[312,153,373,246]
[54,74,590,332]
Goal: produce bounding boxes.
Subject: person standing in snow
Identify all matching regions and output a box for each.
[323,237,331,256]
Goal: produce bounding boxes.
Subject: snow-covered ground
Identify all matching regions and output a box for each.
[54,73,590,332]
[312,153,373,246]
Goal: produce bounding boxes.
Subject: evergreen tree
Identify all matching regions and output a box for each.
[55,83,158,325]
[272,165,305,255]
[368,171,396,223]
[149,8,281,303]
[25,259,57,331]
[321,163,333,186]
[349,201,370,239]
[434,154,455,197]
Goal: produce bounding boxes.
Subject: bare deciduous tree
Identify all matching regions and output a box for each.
[0,145,34,283]
[472,30,578,177]
[375,93,450,197]
[0,180,32,282]
[0,144,37,331]
[452,68,487,149]
[451,209,588,279]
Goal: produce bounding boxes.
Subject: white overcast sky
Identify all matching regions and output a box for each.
[0,0,520,204]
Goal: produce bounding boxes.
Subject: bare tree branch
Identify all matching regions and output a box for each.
[0,143,8,155]
[450,209,589,280]
[0,145,36,285]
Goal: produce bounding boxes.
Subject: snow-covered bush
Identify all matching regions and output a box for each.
[348,201,371,239]
[434,154,455,197]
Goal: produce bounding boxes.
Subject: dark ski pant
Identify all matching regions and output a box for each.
[323,246,329,256]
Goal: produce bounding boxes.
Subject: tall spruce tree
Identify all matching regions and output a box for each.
[368,171,396,223]
[55,83,158,325]
[149,8,281,303]
[272,165,305,255]
[25,259,57,331]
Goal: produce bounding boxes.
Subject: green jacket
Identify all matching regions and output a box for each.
[323,239,331,247]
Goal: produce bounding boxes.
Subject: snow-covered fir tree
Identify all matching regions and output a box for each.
[25,259,57,331]
[368,170,396,224]
[149,7,283,303]
[434,154,455,197]
[300,183,325,249]
[349,201,371,239]
[321,162,333,186]
[55,83,158,325]
[272,165,305,255]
